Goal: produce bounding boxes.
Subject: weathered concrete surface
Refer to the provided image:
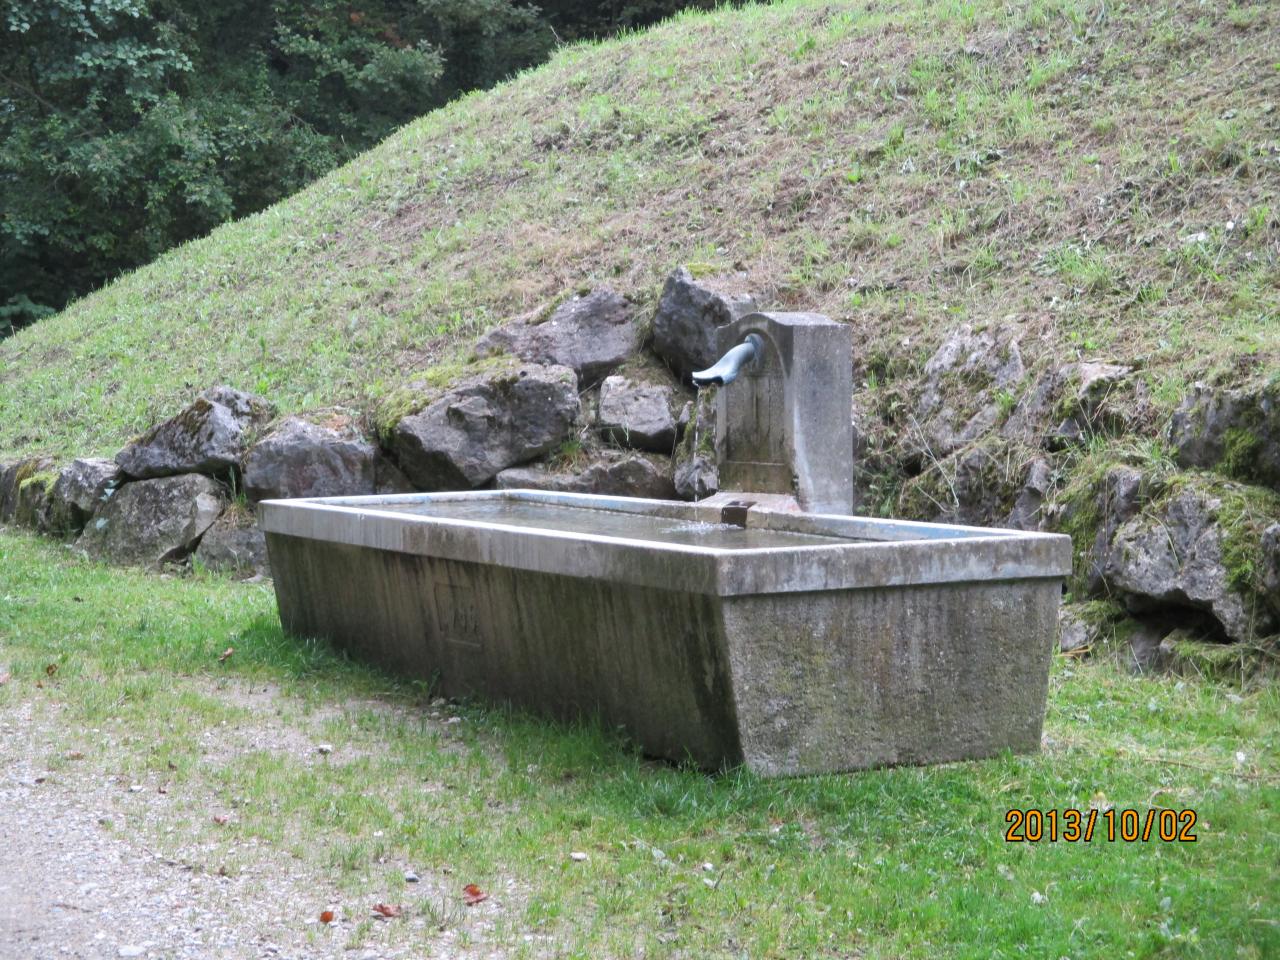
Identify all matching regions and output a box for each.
[268,535,739,767]
[711,313,853,514]
[264,491,1069,774]
[722,580,1058,774]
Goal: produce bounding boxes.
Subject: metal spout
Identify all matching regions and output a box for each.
[691,334,763,387]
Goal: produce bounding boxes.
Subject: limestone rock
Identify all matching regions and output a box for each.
[918,325,1025,417]
[651,267,758,379]
[1103,487,1276,642]
[1002,366,1066,442]
[374,456,417,494]
[0,457,55,524]
[116,386,275,480]
[597,376,679,452]
[243,415,378,501]
[1262,524,1280,613]
[1127,619,1173,674]
[78,474,227,567]
[15,471,55,530]
[391,363,580,490]
[1002,362,1134,448]
[496,452,675,500]
[673,388,718,501]
[195,508,269,578]
[898,439,1022,526]
[476,290,640,387]
[1007,459,1053,531]
[1169,382,1280,488]
[1052,362,1133,444]
[674,454,718,501]
[46,458,122,537]
[1081,466,1162,595]
[1057,606,1094,654]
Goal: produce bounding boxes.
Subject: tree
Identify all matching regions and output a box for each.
[0,0,723,337]
[0,0,553,334]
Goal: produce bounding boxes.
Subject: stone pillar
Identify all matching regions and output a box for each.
[712,312,853,514]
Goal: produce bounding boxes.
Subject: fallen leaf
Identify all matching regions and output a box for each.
[218,647,234,663]
[212,814,229,825]
[462,884,488,906]
[319,910,335,924]
[45,663,58,677]
[372,903,403,918]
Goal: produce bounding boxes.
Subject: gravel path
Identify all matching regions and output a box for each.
[0,693,510,960]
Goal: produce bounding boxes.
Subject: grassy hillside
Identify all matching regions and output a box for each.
[1,0,1276,460]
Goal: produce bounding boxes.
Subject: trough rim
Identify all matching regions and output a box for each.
[259,489,1072,597]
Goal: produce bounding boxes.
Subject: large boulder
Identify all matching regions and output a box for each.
[1169,382,1280,488]
[243,415,378,501]
[651,267,758,379]
[1103,486,1276,642]
[496,452,675,500]
[46,458,122,537]
[596,376,679,452]
[390,363,580,490]
[115,386,275,480]
[78,474,226,567]
[0,457,55,524]
[1079,466,1162,595]
[194,508,269,578]
[476,290,640,387]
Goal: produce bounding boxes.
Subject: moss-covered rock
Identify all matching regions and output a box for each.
[1101,475,1280,642]
[1169,381,1280,489]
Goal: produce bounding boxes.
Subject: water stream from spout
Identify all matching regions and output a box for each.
[692,386,702,458]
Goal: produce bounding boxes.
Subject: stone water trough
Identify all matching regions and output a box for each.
[264,314,1071,775]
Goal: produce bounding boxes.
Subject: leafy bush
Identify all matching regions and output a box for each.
[3,1,711,335]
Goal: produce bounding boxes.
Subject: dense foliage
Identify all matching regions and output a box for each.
[0,0,715,337]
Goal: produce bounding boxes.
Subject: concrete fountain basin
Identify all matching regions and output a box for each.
[262,489,1071,775]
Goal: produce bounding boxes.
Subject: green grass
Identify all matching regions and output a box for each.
[1,0,1276,461]
[2,529,1277,958]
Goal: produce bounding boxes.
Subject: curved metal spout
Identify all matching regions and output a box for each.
[691,334,763,387]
